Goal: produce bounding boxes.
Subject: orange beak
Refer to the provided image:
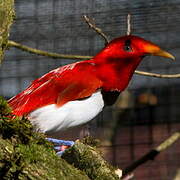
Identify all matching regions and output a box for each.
[152,49,175,60]
[143,42,175,60]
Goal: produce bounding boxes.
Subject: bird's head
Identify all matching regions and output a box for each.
[95,35,175,61]
[94,35,175,91]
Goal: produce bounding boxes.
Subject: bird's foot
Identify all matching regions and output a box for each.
[46,138,75,156]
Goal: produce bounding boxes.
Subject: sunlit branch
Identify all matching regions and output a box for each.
[122,132,180,178]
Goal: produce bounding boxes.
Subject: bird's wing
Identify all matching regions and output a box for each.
[8,61,103,116]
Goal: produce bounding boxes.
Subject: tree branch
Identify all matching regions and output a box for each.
[62,141,121,180]
[7,40,91,60]
[83,14,180,79]
[7,14,180,79]
[127,13,131,35]
[174,169,180,180]
[83,15,110,44]
[122,132,180,178]
[134,70,180,78]
[8,40,180,79]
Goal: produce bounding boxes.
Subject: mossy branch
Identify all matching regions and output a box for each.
[0,97,124,180]
[62,140,122,180]
[0,97,90,179]
[0,0,15,63]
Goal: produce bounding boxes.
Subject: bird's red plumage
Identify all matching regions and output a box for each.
[8,61,103,116]
[9,35,173,117]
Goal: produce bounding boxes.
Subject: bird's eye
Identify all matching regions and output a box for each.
[124,39,133,52]
[124,45,132,52]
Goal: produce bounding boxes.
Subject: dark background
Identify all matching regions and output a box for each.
[0,0,180,179]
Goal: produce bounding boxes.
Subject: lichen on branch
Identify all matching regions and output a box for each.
[62,139,121,180]
[0,97,90,179]
[0,0,15,63]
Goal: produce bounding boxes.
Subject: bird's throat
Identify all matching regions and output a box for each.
[95,57,142,91]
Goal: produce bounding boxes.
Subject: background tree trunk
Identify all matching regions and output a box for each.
[0,0,15,63]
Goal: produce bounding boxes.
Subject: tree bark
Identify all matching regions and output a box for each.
[0,0,15,63]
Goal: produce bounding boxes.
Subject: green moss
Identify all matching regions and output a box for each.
[62,142,119,180]
[79,136,100,147]
[0,97,89,179]
[0,96,11,115]
[0,0,15,63]
[0,97,120,179]
[0,138,89,180]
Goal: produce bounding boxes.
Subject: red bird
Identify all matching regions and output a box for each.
[8,35,174,152]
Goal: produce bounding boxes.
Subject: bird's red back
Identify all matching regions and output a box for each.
[8,61,102,115]
[8,35,174,116]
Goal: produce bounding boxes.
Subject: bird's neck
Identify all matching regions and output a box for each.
[93,55,142,91]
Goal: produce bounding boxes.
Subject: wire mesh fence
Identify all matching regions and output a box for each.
[0,0,180,179]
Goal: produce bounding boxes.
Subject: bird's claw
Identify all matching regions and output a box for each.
[46,138,75,156]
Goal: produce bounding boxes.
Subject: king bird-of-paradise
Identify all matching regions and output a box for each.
[8,35,175,154]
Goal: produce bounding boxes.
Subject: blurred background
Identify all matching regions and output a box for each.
[0,0,180,179]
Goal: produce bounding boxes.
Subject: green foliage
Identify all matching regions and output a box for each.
[0,97,89,179]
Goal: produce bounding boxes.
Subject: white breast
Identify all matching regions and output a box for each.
[29,90,104,134]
